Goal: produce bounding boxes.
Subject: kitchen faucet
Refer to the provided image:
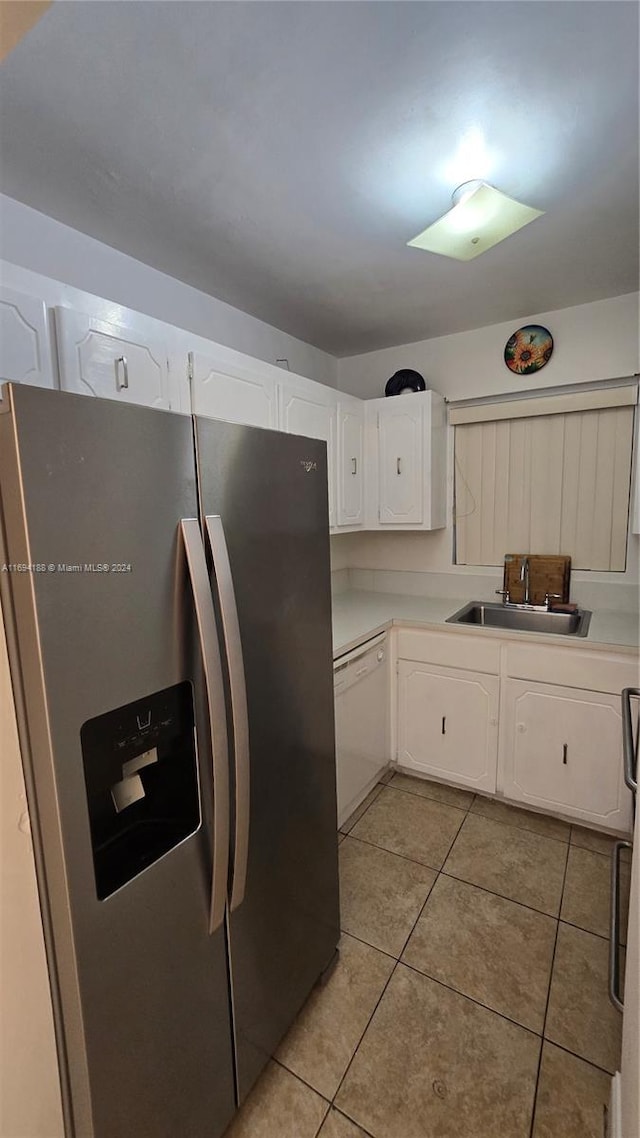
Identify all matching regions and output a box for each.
[520,556,531,605]
[496,556,566,611]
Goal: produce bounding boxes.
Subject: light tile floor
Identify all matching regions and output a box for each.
[224,773,631,1138]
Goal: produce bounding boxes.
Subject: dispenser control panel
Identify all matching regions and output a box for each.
[81,682,200,900]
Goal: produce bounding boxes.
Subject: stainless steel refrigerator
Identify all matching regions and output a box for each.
[0,383,339,1137]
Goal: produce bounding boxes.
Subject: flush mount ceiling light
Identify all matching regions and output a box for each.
[407,180,544,261]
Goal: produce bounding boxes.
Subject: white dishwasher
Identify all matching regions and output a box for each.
[334,633,389,828]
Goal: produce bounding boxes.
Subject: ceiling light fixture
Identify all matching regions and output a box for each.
[407,180,544,261]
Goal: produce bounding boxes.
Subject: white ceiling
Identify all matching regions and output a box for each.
[0,1,637,356]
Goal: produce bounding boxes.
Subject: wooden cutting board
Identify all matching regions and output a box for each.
[504,554,571,606]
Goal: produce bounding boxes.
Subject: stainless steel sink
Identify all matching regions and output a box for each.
[446,601,592,637]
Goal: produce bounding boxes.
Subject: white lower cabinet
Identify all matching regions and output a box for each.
[500,678,633,831]
[397,660,499,793]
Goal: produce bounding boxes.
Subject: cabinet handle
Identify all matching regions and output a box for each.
[442,716,446,735]
[562,743,568,765]
[351,457,357,475]
[396,457,402,475]
[115,355,129,390]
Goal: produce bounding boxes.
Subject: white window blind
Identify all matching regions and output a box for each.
[454,400,635,570]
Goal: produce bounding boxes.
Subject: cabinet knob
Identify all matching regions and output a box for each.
[490,718,498,727]
[516,723,526,733]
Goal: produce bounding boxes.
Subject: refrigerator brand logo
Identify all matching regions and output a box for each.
[300,460,318,472]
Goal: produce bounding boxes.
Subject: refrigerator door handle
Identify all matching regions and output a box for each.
[180,518,230,934]
[205,514,250,912]
[622,687,639,794]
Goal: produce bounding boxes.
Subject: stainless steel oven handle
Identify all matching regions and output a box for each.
[180,518,230,934]
[622,687,640,794]
[205,515,250,913]
[609,840,632,1012]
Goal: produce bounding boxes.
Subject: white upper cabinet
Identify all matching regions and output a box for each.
[0,286,56,393]
[337,397,364,528]
[279,377,337,528]
[365,390,446,530]
[55,308,171,410]
[190,350,277,429]
[378,399,423,524]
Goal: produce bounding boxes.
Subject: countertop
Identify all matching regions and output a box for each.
[332,589,640,659]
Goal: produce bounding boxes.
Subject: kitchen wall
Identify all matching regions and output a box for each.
[333,292,640,606]
[336,293,639,403]
[0,194,338,387]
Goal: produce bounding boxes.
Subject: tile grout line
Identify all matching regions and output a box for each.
[438,868,573,922]
[345,831,565,922]
[527,834,571,1138]
[339,783,385,836]
[326,782,480,1130]
[345,773,572,1138]
[383,779,475,810]
[287,929,613,1133]
[271,1056,332,1113]
[393,780,574,845]
[343,829,445,871]
[328,958,401,1122]
[344,778,625,852]
[311,1102,377,1138]
[333,773,620,1137]
[324,781,477,1130]
[539,1038,620,1080]
[346,800,622,1044]
[398,958,543,1040]
[342,861,606,1042]
[353,777,474,859]
[295,929,619,1127]
[358,783,470,826]
[334,927,397,963]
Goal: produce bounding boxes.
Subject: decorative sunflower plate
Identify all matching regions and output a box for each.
[504,325,553,376]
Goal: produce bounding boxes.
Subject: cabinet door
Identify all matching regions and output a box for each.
[190,351,276,429]
[397,661,499,792]
[55,308,170,409]
[378,402,423,524]
[279,381,336,527]
[337,400,364,526]
[0,286,55,392]
[500,679,633,831]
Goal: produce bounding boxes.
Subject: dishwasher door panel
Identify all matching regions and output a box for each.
[334,636,389,827]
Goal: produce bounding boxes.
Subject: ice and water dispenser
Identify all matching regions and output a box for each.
[81,682,200,899]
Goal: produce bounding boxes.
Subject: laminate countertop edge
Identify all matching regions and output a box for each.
[332,590,640,660]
